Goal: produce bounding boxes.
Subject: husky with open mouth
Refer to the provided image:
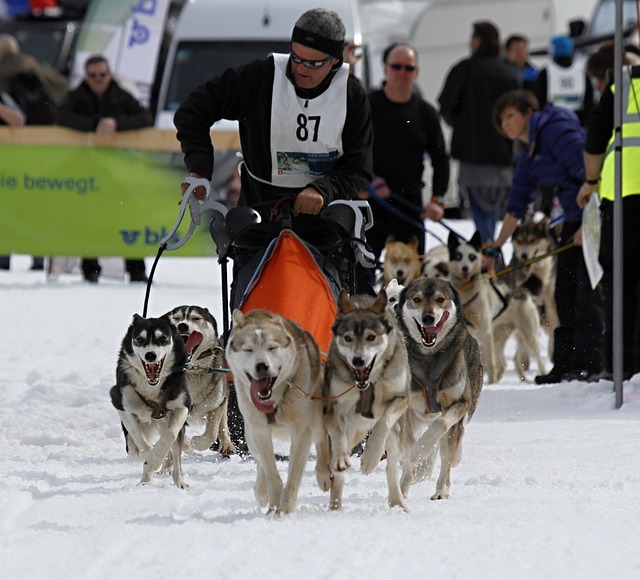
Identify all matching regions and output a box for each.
[225,309,330,515]
[324,289,410,511]
[396,277,483,502]
[162,305,235,456]
[110,314,191,488]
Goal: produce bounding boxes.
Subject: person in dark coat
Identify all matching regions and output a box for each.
[360,42,450,261]
[174,8,373,302]
[57,55,152,283]
[438,21,519,242]
[490,90,605,383]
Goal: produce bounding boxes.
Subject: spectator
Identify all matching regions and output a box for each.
[438,21,519,243]
[0,33,67,114]
[359,42,449,262]
[576,48,640,381]
[174,7,373,307]
[490,90,605,383]
[57,54,153,283]
[504,34,539,89]
[532,35,594,126]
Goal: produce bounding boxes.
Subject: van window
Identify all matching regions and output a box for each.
[163,40,291,112]
[589,0,637,36]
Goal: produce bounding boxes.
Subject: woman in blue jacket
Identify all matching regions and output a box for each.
[490,90,604,384]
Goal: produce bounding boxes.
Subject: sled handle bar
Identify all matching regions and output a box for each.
[160,190,229,251]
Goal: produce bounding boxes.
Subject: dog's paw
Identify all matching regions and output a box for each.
[331,455,351,472]
[217,440,237,456]
[174,480,189,490]
[430,489,449,500]
[189,435,213,452]
[360,445,383,475]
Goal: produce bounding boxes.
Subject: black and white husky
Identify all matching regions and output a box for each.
[110,314,191,488]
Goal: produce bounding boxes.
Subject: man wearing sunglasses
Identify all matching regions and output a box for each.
[57,55,152,135]
[57,55,153,284]
[358,43,450,263]
[174,7,372,289]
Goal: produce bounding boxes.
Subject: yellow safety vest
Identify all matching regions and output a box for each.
[600,67,640,201]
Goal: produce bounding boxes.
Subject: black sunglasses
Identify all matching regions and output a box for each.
[387,63,416,72]
[290,50,332,69]
[88,72,108,79]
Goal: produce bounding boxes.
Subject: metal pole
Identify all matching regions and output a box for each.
[613,0,624,408]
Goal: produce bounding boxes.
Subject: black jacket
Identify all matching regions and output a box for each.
[438,54,519,166]
[174,55,373,208]
[56,79,152,132]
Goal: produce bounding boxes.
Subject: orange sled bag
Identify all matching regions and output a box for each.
[237,230,338,358]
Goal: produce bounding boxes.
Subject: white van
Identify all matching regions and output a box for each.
[155,0,364,129]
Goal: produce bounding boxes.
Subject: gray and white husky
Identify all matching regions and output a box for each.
[163,305,235,456]
[324,289,410,511]
[396,277,483,501]
[110,314,190,488]
[225,309,331,515]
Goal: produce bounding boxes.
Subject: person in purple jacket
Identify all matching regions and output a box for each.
[489,90,604,384]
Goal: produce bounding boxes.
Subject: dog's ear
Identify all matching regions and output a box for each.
[385,235,395,246]
[371,288,388,314]
[409,235,419,250]
[232,309,245,325]
[386,278,399,291]
[132,313,144,324]
[512,224,521,239]
[535,216,550,234]
[469,231,483,251]
[337,288,356,314]
[447,231,460,252]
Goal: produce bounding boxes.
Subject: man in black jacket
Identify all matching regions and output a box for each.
[174,7,373,302]
[438,21,519,243]
[360,42,449,262]
[57,55,152,283]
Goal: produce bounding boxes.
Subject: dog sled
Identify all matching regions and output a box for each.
[153,186,376,452]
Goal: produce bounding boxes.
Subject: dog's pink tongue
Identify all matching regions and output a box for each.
[425,310,450,334]
[184,331,203,352]
[250,378,276,414]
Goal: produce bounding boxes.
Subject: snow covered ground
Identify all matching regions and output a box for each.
[2,222,639,580]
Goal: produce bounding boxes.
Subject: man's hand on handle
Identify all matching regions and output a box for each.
[180,173,211,203]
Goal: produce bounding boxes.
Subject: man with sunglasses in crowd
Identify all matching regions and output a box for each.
[174,7,373,299]
[57,55,152,283]
[357,43,450,265]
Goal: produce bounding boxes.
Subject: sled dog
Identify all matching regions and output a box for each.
[422,244,450,279]
[324,289,410,510]
[447,231,504,383]
[396,277,483,500]
[511,215,559,358]
[225,309,330,515]
[382,236,423,286]
[384,278,404,312]
[492,267,547,382]
[110,314,190,488]
[163,305,235,456]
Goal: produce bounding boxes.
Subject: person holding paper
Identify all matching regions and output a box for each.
[576,49,640,381]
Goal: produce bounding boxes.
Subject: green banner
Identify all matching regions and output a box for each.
[0,144,217,258]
